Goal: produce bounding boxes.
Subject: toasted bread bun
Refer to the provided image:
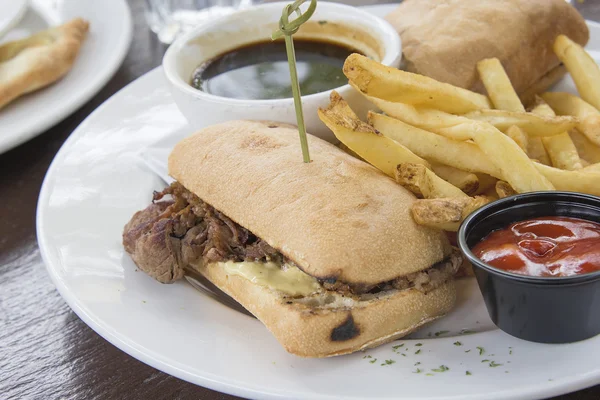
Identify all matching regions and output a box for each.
[385,0,588,95]
[169,120,451,286]
[196,258,457,357]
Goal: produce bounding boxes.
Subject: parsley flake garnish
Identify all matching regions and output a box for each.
[434,330,449,337]
[481,359,489,363]
[460,329,474,335]
[465,349,471,353]
[401,353,407,357]
[415,343,423,346]
[431,365,449,373]
[413,368,422,374]
[426,373,434,376]
[477,346,485,355]
[489,361,503,368]
[414,362,421,366]
[415,349,421,355]
[381,359,395,366]
[466,371,472,376]
[392,344,404,350]
[369,358,377,364]
[363,355,372,359]
[454,341,462,346]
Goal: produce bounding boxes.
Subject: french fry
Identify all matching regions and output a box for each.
[474,60,554,167]
[526,136,552,166]
[318,92,430,178]
[477,58,525,112]
[368,112,501,177]
[430,162,479,195]
[583,163,600,172]
[569,129,600,164]
[338,142,364,161]
[505,125,529,152]
[542,92,600,146]
[534,162,600,196]
[519,103,549,165]
[530,99,583,170]
[495,181,517,198]
[462,109,577,137]
[343,53,491,114]
[411,196,492,232]
[553,35,600,110]
[355,89,554,192]
[395,163,468,199]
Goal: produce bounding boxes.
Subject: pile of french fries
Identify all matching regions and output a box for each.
[319,35,600,232]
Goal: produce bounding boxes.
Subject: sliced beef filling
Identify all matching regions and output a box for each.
[123,182,460,293]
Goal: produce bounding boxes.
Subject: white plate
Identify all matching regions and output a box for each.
[0,0,28,38]
[38,4,600,400]
[0,0,132,154]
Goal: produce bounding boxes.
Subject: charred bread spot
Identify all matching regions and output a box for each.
[331,314,360,341]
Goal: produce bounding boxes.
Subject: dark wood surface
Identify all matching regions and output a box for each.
[1,1,599,399]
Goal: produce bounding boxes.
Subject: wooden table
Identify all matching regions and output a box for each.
[1,1,599,399]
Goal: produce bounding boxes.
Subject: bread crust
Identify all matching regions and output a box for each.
[385,0,588,95]
[169,120,451,286]
[0,18,89,110]
[197,260,456,357]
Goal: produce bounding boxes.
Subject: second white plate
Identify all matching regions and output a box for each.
[0,0,132,154]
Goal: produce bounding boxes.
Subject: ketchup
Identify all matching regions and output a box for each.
[472,216,600,277]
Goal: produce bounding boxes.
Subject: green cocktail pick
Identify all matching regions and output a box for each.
[272,0,317,163]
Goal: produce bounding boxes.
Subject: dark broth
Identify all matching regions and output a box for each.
[190,39,360,100]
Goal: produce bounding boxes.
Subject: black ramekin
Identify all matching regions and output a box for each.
[458,191,600,344]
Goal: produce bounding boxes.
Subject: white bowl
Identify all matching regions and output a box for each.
[162,1,401,142]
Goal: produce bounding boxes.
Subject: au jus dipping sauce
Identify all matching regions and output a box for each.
[472,216,600,277]
[191,39,360,100]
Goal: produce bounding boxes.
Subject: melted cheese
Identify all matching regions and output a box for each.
[219,261,321,296]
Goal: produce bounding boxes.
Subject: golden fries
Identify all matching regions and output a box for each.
[554,35,600,110]
[411,196,492,231]
[344,53,491,114]
[569,130,600,164]
[534,162,600,196]
[430,162,479,195]
[530,98,583,170]
[477,58,525,112]
[395,163,467,199]
[542,92,600,146]
[583,163,600,172]
[495,181,517,198]
[355,89,554,192]
[338,142,364,161]
[320,45,600,233]
[462,109,577,137]
[505,125,529,152]
[318,92,430,177]
[368,111,502,177]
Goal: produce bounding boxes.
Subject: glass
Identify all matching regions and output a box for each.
[145,0,253,44]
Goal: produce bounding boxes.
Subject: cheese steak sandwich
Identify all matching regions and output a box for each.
[123,120,462,357]
[385,0,589,99]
